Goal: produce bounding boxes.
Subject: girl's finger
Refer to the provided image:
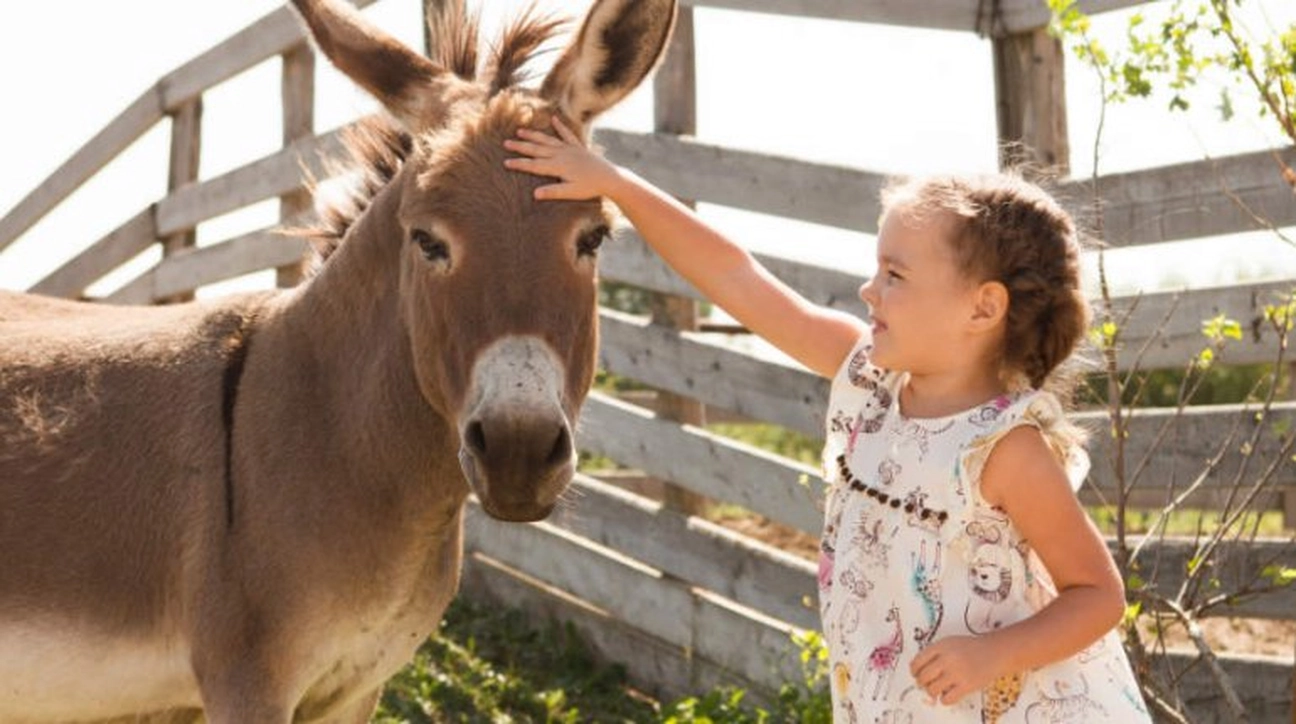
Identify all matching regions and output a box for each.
[941,684,970,705]
[909,649,937,676]
[516,128,563,146]
[552,116,581,145]
[503,140,554,158]
[534,183,563,200]
[536,182,592,202]
[504,157,549,175]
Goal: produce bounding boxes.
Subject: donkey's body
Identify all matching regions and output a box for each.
[0,1,676,721]
[1,286,461,722]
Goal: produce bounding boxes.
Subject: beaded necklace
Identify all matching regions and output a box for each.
[834,453,949,526]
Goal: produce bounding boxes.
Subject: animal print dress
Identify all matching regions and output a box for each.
[818,334,1151,723]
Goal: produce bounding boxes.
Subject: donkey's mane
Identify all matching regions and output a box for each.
[298,4,567,270]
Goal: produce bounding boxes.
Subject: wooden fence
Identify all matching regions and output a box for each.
[0,0,1293,721]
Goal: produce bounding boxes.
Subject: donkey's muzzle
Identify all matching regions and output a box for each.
[459,412,574,522]
[459,336,577,522]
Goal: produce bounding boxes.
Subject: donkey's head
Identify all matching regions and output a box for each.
[291,0,676,522]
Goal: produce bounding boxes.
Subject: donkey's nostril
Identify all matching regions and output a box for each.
[465,421,487,456]
[546,426,572,467]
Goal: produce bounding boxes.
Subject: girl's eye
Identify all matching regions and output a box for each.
[577,225,609,258]
[886,270,903,282]
[411,229,450,263]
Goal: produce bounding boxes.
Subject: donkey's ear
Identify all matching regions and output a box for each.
[290,0,466,128]
[539,0,677,126]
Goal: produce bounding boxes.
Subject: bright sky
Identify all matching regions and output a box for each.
[1,0,1294,297]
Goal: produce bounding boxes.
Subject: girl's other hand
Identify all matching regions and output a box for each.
[503,116,621,201]
[909,635,1010,706]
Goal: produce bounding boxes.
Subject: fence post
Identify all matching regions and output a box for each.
[278,42,316,288]
[991,24,1070,175]
[650,6,708,518]
[161,98,202,303]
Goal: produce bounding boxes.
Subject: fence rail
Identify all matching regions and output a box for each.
[1,0,1292,720]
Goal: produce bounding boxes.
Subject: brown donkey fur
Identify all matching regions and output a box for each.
[0,0,676,721]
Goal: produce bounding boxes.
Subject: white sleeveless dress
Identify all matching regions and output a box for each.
[818,333,1151,723]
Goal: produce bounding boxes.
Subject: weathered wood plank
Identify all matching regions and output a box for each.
[161,99,204,304]
[1120,537,1296,621]
[598,308,827,436]
[0,89,164,254]
[679,0,1151,32]
[581,393,824,535]
[1003,0,1152,33]
[1062,148,1296,247]
[600,230,870,319]
[464,504,695,647]
[1098,280,1296,371]
[679,0,982,32]
[156,0,379,111]
[1077,402,1296,503]
[595,130,888,234]
[152,230,310,300]
[463,502,806,687]
[28,208,158,299]
[552,474,820,629]
[277,42,316,289]
[594,130,1292,247]
[101,228,307,304]
[649,2,708,518]
[154,131,345,238]
[459,552,791,704]
[993,25,1070,172]
[105,269,158,306]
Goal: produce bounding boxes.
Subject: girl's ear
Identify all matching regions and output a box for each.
[970,280,1009,330]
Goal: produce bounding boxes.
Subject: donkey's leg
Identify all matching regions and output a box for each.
[315,688,382,724]
[196,666,297,724]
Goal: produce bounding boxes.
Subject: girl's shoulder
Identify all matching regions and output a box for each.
[958,389,1090,501]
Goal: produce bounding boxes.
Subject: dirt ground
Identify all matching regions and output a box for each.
[715,511,1296,659]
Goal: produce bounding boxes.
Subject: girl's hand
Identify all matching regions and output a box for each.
[503,117,621,201]
[909,635,1010,706]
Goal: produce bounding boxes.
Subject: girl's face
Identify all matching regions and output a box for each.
[857,210,982,374]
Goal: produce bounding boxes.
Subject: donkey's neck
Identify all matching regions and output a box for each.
[269,182,465,515]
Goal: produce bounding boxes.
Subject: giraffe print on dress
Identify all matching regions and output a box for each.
[865,605,904,700]
[910,540,944,650]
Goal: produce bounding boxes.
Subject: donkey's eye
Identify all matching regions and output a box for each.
[411,229,450,263]
[577,226,609,258]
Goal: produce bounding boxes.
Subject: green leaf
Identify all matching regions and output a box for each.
[1262,564,1296,586]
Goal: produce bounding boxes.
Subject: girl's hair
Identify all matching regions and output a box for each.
[880,173,1091,395]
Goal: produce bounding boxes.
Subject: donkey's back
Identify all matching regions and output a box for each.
[0,289,270,720]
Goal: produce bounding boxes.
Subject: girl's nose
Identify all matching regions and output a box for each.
[858,279,877,307]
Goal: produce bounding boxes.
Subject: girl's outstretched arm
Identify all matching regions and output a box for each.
[910,426,1127,706]
[504,117,866,379]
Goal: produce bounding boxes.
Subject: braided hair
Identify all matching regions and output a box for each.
[880,174,1090,394]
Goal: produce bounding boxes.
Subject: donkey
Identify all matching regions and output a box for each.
[0,0,676,721]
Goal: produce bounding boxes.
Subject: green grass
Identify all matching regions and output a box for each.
[375,598,831,723]
[1087,506,1289,536]
[375,599,655,723]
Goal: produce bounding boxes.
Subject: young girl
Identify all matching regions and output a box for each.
[504,118,1151,722]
